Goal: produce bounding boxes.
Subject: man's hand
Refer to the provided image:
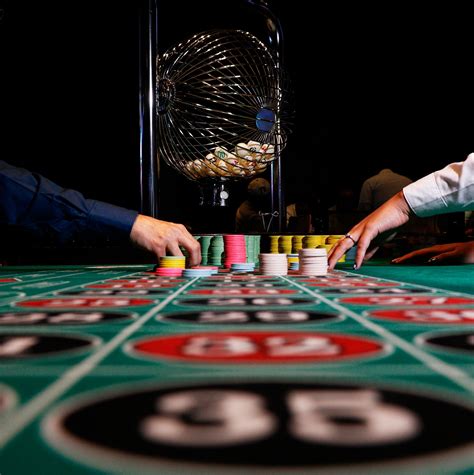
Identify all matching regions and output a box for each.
[130,215,201,266]
[328,191,413,270]
[392,241,474,265]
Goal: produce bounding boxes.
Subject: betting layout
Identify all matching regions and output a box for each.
[0,264,473,474]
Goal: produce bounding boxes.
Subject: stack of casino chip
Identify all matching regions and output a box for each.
[231,262,256,273]
[259,253,288,275]
[245,235,261,266]
[252,235,261,265]
[302,235,321,248]
[245,235,253,263]
[292,235,305,253]
[269,235,280,253]
[326,235,344,246]
[208,235,224,267]
[199,235,212,265]
[287,253,299,271]
[298,248,328,275]
[278,235,293,254]
[183,266,218,278]
[223,234,247,268]
[154,256,186,276]
[326,235,346,262]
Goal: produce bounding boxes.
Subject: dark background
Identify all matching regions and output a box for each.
[1,1,472,240]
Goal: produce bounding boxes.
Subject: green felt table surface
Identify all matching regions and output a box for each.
[0,263,472,475]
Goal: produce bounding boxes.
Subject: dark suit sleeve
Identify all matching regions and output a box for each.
[0,160,138,243]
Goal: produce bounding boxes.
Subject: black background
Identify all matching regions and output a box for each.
[1,0,472,237]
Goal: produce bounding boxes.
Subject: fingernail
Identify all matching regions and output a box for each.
[353,264,358,270]
[428,257,437,263]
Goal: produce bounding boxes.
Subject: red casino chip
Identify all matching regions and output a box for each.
[338,296,474,306]
[367,308,474,324]
[187,289,299,296]
[128,331,385,363]
[17,298,154,308]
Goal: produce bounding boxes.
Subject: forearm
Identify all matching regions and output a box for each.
[0,161,137,242]
[403,153,474,217]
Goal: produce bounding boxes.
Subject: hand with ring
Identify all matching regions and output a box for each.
[328,191,413,270]
[345,234,357,245]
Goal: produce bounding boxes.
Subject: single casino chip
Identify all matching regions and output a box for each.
[417,330,474,356]
[16,298,154,308]
[0,278,20,283]
[44,380,474,472]
[322,287,427,294]
[157,310,342,325]
[0,311,134,325]
[367,308,474,324]
[0,333,99,359]
[175,298,319,308]
[338,296,474,306]
[127,331,387,363]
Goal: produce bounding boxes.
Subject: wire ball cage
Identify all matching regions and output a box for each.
[156,29,292,188]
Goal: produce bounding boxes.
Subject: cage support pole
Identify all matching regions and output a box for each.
[246,0,285,232]
[138,0,159,217]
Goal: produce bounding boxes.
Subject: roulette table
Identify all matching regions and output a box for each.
[0,261,473,474]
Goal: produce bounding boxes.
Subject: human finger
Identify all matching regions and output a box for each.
[166,242,184,257]
[328,235,354,269]
[427,250,458,264]
[354,231,374,269]
[178,233,201,267]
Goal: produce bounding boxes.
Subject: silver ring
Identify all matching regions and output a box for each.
[345,234,357,245]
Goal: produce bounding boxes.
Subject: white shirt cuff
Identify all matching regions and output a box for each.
[403,173,446,217]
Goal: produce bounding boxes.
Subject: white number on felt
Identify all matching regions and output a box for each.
[256,311,309,322]
[141,390,276,446]
[199,311,248,323]
[287,389,419,445]
[182,337,255,356]
[51,312,104,323]
[140,389,419,447]
[0,336,39,356]
[266,336,339,356]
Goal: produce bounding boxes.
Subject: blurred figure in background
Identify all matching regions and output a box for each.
[235,178,272,233]
[358,164,438,256]
[358,168,412,212]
